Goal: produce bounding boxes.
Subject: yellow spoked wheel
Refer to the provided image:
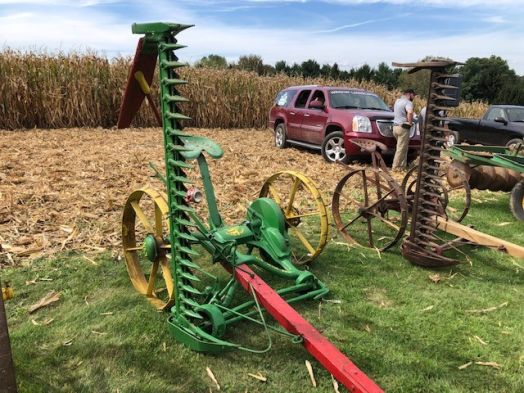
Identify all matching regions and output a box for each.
[122,188,174,310]
[260,171,328,265]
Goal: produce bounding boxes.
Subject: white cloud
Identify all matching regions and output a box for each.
[314,14,408,33]
[0,0,119,5]
[182,24,524,73]
[0,12,33,20]
[0,0,523,74]
[483,16,507,24]
[250,0,524,6]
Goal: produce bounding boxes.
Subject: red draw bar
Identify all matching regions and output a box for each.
[233,265,384,393]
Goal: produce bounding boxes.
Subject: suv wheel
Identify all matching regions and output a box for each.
[274,123,288,149]
[506,138,523,151]
[321,131,349,164]
[510,179,524,221]
[446,131,460,147]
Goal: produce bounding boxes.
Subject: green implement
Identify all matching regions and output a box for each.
[445,144,524,220]
[119,21,383,393]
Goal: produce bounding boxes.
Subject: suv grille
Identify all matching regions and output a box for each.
[376,120,394,137]
[376,119,417,138]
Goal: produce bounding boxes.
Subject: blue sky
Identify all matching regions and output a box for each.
[1,0,523,73]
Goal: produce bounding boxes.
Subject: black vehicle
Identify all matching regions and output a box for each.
[448,105,524,148]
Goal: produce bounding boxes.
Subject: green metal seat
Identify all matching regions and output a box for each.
[180,135,224,160]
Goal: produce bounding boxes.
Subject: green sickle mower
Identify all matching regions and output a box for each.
[118,22,382,392]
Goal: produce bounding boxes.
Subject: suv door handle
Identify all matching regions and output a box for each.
[304,113,310,117]
[289,112,296,115]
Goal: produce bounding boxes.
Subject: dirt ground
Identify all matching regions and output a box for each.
[1,127,384,265]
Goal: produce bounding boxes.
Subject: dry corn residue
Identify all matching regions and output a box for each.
[1,127,387,265]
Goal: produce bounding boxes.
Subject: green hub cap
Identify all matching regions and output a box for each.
[143,234,159,262]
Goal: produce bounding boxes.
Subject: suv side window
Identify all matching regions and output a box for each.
[308,90,325,108]
[486,107,506,121]
[294,90,312,108]
[274,89,297,107]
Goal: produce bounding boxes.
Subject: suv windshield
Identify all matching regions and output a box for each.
[329,90,389,111]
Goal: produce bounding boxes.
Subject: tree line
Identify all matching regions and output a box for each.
[195,54,524,106]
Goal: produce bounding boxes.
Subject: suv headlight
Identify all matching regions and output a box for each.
[352,116,372,133]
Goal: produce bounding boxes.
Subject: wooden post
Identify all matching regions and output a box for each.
[435,216,524,259]
[0,280,17,393]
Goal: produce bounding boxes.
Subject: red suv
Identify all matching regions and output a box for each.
[269,85,420,163]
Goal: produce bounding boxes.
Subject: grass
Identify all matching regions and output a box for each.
[2,191,523,393]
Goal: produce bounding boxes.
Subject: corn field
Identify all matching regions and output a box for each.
[0,49,487,130]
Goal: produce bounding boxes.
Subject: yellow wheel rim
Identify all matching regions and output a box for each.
[260,171,328,265]
[122,188,174,310]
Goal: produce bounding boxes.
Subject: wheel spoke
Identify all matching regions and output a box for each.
[155,204,164,237]
[160,257,174,297]
[361,172,375,247]
[286,211,320,220]
[289,226,316,256]
[365,174,392,194]
[367,211,401,231]
[125,245,142,251]
[340,211,365,232]
[366,217,374,247]
[131,201,155,233]
[337,189,364,209]
[146,260,160,296]
[374,172,383,201]
[364,188,396,211]
[286,178,301,215]
[362,170,370,208]
[267,185,282,205]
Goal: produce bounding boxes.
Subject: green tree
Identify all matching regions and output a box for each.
[237,54,264,75]
[460,56,518,103]
[330,63,340,80]
[495,77,524,105]
[397,56,455,98]
[301,59,321,78]
[398,70,430,97]
[275,60,289,74]
[195,54,228,69]
[261,64,276,76]
[372,62,400,90]
[320,64,332,78]
[340,70,351,81]
[353,64,374,82]
[290,63,302,77]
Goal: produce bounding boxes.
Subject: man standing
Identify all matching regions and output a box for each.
[392,88,417,170]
